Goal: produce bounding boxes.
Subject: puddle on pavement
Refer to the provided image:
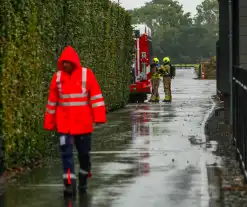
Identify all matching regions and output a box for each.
[1,70,225,207]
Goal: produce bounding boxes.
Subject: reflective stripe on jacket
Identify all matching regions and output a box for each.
[44,46,106,134]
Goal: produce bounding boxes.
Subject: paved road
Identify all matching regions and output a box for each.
[2,69,221,207]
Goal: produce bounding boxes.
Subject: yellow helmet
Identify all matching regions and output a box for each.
[163,57,170,64]
[153,57,159,63]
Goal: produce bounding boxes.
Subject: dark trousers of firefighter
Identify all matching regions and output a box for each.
[151,79,160,100]
[163,76,172,101]
[59,133,91,190]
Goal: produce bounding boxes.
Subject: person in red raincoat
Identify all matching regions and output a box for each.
[44,46,106,195]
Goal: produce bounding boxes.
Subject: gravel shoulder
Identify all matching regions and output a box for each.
[205,95,247,207]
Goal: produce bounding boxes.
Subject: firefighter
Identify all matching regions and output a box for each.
[44,46,106,195]
[158,57,173,102]
[149,58,160,102]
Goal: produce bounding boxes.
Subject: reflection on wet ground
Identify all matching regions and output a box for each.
[3,69,222,207]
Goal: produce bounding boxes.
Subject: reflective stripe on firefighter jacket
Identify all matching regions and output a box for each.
[44,46,106,134]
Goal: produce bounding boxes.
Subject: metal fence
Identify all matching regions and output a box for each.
[231,0,247,182]
[232,66,247,181]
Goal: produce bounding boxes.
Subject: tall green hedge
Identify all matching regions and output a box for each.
[0,0,133,168]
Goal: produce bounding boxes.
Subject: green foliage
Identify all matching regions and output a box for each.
[194,0,219,25]
[0,0,133,168]
[129,0,218,63]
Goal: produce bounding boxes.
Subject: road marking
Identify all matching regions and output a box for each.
[18,184,64,189]
[89,149,188,154]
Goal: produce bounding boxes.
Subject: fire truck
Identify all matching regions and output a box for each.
[129,24,152,103]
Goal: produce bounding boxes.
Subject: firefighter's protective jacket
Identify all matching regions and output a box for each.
[44,46,106,134]
[150,63,160,79]
[158,64,170,76]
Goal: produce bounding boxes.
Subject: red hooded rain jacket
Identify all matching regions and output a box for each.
[44,46,106,134]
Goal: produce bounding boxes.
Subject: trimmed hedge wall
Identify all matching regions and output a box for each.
[0,0,133,168]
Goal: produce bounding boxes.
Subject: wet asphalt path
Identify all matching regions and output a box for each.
[2,69,221,207]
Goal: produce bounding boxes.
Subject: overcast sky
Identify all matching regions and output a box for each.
[112,0,203,15]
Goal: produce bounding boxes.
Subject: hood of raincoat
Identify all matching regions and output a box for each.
[57,46,81,71]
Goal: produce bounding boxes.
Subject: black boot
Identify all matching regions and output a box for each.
[163,99,171,102]
[78,174,88,194]
[63,179,76,196]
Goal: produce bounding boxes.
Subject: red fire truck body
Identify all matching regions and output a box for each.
[129,24,152,103]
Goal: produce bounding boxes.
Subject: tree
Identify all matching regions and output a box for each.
[194,0,219,59]
[194,0,219,26]
[130,0,192,29]
[129,0,219,63]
